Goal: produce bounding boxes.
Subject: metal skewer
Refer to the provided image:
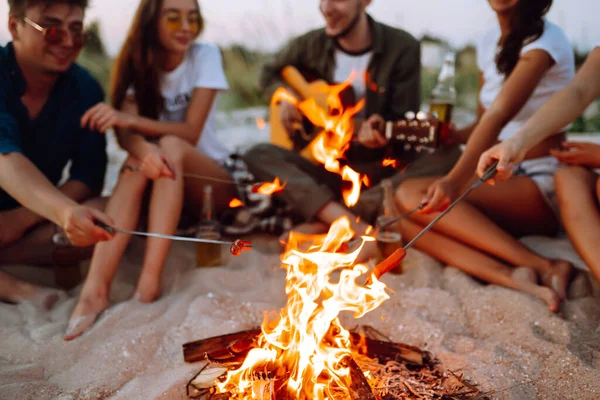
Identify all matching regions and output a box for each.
[402,160,498,250]
[95,221,252,248]
[121,165,257,188]
[365,161,498,285]
[376,203,424,231]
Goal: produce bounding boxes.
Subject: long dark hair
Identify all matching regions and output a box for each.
[495,0,552,77]
[110,0,203,118]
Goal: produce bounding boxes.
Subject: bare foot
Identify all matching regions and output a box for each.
[511,267,538,285]
[25,288,63,310]
[531,285,561,313]
[0,271,62,310]
[134,275,161,303]
[540,260,573,301]
[64,295,109,341]
[510,272,560,312]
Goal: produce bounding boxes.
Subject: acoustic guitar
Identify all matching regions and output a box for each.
[269,66,448,161]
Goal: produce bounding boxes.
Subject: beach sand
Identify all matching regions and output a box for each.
[2,236,600,400]
[1,116,600,399]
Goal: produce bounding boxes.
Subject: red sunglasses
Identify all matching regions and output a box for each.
[23,17,86,48]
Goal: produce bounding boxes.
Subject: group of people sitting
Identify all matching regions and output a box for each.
[0,0,599,340]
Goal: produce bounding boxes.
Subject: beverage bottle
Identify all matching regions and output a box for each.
[429,52,457,125]
[195,185,223,267]
[376,179,404,273]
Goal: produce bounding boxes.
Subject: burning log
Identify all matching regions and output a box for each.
[345,356,376,400]
[183,328,428,368]
[348,332,430,367]
[183,329,261,363]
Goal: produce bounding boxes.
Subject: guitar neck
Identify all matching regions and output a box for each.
[383,118,441,149]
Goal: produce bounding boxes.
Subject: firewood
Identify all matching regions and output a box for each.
[349,332,430,366]
[346,355,376,400]
[183,328,261,363]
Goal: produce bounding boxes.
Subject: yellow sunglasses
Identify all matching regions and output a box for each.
[163,11,201,37]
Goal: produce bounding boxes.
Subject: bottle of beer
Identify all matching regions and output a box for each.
[195,184,223,267]
[376,179,404,273]
[429,52,457,124]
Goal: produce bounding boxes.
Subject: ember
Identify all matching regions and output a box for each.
[229,198,245,208]
[183,326,485,400]
[382,158,398,169]
[252,177,286,195]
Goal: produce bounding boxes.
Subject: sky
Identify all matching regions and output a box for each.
[0,0,598,55]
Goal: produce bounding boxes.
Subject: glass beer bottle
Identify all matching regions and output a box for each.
[195,184,223,267]
[376,179,404,274]
[429,52,457,124]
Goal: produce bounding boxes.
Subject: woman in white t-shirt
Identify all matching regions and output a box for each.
[65,0,234,340]
[395,0,575,312]
[479,45,600,283]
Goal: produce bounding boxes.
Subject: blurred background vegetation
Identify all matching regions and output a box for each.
[79,21,599,132]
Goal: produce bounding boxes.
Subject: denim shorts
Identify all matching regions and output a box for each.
[513,156,561,217]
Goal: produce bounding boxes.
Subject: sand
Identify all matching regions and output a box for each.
[1,115,600,399]
[2,235,600,400]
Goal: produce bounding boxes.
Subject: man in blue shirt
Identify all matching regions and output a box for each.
[0,0,115,308]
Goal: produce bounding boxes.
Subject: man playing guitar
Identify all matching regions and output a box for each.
[243,0,461,257]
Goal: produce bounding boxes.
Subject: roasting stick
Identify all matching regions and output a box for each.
[94,222,252,254]
[121,165,259,188]
[365,161,499,285]
[376,203,424,231]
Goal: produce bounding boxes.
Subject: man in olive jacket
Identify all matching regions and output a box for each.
[243,0,460,248]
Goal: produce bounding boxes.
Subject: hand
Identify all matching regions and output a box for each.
[60,206,115,247]
[357,114,388,149]
[81,103,137,133]
[279,100,304,139]
[140,146,176,180]
[420,177,460,214]
[0,209,30,247]
[477,138,524,185]
[550,142,600,168]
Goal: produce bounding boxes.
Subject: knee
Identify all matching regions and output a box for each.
[158,135,188,165]
[555,166,591,219]
[118,169,149,197]
[555,166,586,201]
[395,178,427,210]
[243,143,280,164]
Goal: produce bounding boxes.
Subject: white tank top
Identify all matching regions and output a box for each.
[477,20,575,141]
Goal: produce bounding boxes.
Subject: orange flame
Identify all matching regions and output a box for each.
[254,177,286,195]
[229,198,244,208]
[382,158,398,168]
[216,217,389,399]
[271,79,366,207]
[255,117,266,130]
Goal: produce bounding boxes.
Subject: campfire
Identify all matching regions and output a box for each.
[182,81,485,399]
[182,218,483,399]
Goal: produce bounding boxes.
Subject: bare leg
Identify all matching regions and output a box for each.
[0,270,61,310]
[556,167,600,282]
[0,198,106,309]
[396,175,572,299]
[180,143,237,217]
[397,218,559,311]
[134,137,186,303]
[65,158,149,340]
